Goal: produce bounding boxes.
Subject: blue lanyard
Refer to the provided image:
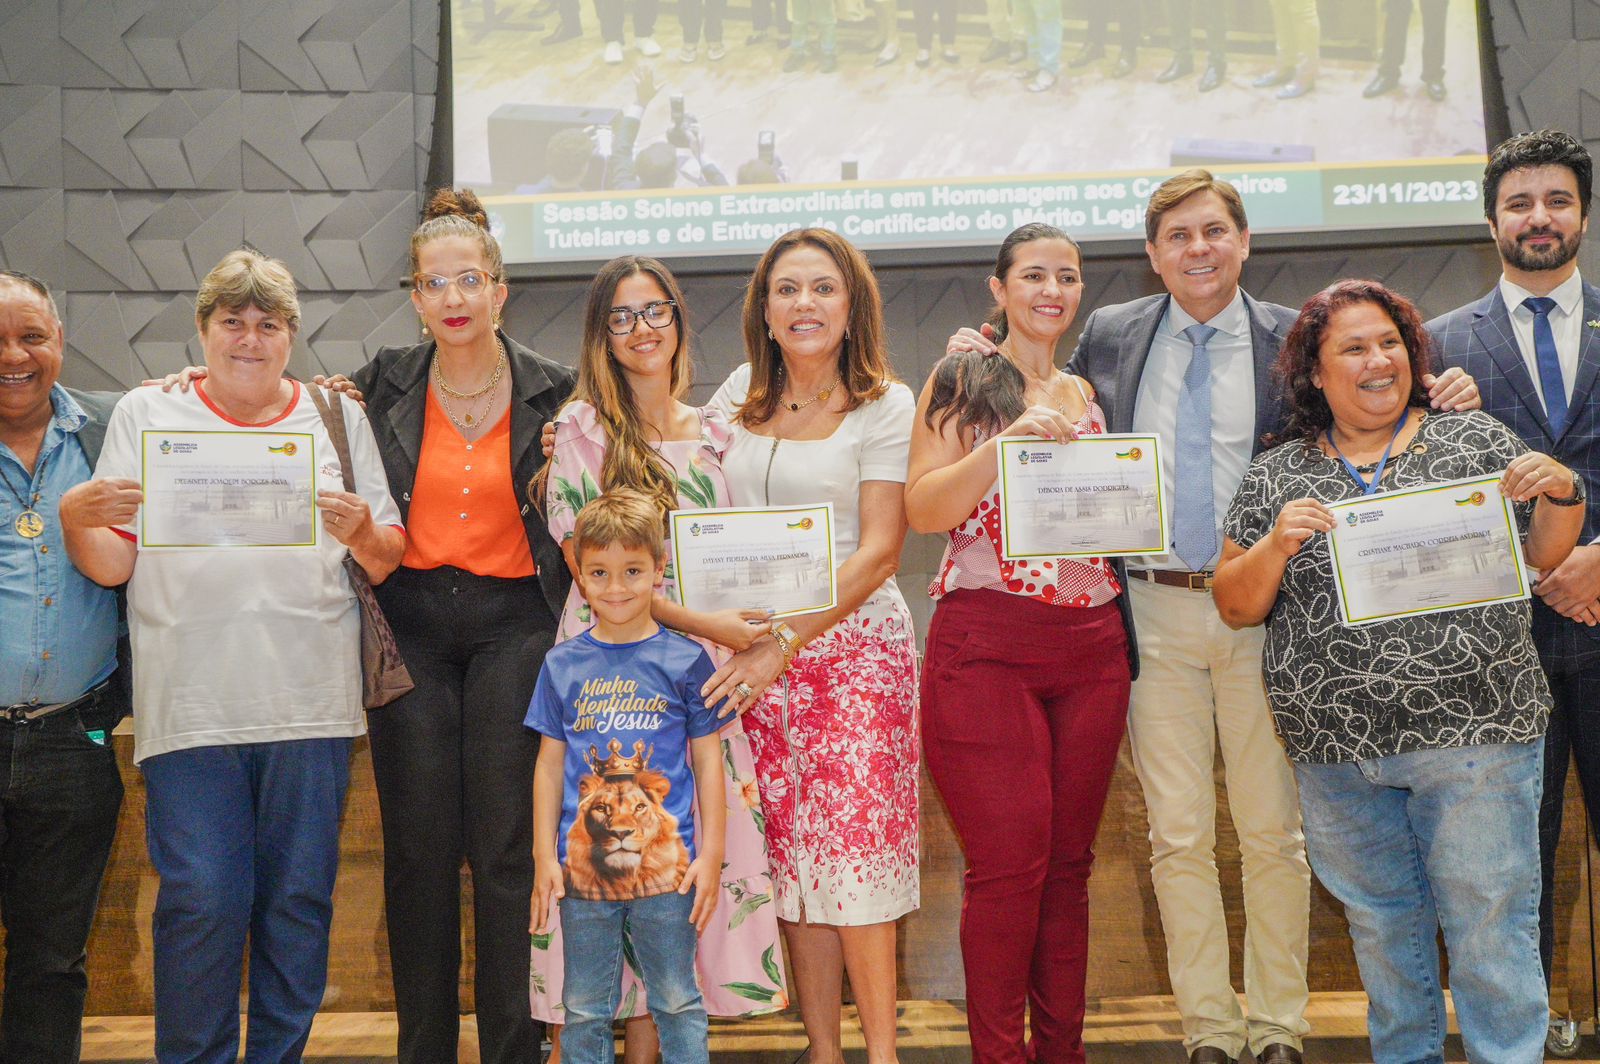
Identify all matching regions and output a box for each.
[1325,414,1409,496]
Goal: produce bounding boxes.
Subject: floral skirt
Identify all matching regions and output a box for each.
[742,597,921,926]
[529,721,788,1021]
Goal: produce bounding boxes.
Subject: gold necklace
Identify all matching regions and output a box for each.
[783,374,840,412]
[434,339,507,400]
[1001,347,1069,414]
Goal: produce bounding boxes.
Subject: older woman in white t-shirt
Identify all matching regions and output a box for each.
[61,249,404,1063]
[701,228,918,1064]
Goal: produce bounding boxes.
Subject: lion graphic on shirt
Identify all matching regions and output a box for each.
[565,739,691,900]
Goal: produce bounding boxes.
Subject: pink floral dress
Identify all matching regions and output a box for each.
[532,401,787,1021]
[710,366,921,927]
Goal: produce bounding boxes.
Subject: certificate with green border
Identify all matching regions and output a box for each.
[1326,474,1528,627]
[669,504,836,618]
[995,434,1166,559]
[139,430,318,549]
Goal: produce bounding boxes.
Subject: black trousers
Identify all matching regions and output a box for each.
[0,704,123,1063]
[596,0,659,42]
[371,566,557,1064]
[1084,7,1140,50]
[1168,0,1226,61]
[1379,0,1447,80]
[1537,662,1600,989]
[914,0,955,48]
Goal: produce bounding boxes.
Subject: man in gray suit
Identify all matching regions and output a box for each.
[950,169,1478,1063]
[1428,128,1599,1056]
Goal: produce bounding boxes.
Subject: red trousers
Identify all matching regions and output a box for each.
[921,589,1131,1064]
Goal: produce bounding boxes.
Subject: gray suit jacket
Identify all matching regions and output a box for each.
[1066,291,1296,452]
[1429,283,1600,673]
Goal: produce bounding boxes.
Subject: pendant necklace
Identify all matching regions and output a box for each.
[783,374,840,412]
[434,338,507,429]
[0,457,45,539]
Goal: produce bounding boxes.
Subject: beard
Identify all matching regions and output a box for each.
[1499,226,1583,273]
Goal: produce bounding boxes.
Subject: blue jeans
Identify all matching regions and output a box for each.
[559,889,708,1064]
[1293,741,1545,1064]
[0,707,123,1063]
[143,738,352,1064]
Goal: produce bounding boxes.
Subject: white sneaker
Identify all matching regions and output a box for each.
[707,40,727,60]
[636,36,662,56]
[678,43,697,61]
[603,40,624,63]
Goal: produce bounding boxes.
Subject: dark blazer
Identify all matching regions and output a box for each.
[352,334,578,621]
[1430,282,1600,674]
[1064,290,1297,681]
[1067,291,1296,452]
[64,387,132,723]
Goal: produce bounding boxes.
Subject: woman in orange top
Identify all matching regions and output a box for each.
[350,189,575,1064]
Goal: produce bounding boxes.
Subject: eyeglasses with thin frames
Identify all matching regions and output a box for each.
[414,270,494,301]
[606,300,677,335]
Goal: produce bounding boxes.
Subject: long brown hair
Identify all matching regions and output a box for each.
[1275,279,1432,446]
[737,228,894,426]
[532,256,693,518]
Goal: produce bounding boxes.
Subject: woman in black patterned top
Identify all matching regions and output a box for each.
[1213,280,1583,1064]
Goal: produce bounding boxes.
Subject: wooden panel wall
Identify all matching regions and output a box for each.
[50,734,1597,1016]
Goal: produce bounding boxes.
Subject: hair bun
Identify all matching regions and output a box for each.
[423,187,490,231]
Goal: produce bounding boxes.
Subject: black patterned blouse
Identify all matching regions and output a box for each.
[1223,410,1550,765]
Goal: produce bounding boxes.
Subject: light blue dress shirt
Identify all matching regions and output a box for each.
[0,385,118,706]
[1130,290,1257,571]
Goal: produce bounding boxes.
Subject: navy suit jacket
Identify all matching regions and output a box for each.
[1429,282,1600,674]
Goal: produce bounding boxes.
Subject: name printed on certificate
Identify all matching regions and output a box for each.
[669,504,837,619]
[1326,474,1529,627]
[995,434,1167,560]
[140,430,318,549]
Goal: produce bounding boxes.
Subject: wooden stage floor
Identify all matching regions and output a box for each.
[79,995,1600,1062]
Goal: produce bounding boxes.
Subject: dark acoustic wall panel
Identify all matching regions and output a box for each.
[0,0,439,388]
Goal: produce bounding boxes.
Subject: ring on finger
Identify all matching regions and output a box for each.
[734,681,755,699]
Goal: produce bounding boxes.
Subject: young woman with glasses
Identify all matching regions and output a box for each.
[528,253,787,1062]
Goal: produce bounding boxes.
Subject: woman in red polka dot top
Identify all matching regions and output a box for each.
[904,222,1135,1064]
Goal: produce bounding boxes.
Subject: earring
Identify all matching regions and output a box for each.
[420,319,430,338]
[767,328,774,340]
[843,327,850,341]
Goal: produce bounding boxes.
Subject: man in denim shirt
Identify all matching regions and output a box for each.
[0,270,126,1061]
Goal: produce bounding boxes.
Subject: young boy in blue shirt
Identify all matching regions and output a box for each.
[527,489,726,1064]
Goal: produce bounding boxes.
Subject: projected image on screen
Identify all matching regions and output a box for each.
[451,0,1489,266]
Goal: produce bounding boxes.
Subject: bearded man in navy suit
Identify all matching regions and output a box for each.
[1429,128,1599,1056]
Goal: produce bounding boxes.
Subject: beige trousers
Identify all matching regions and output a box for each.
[1126,579,1312,1057]
[1268,0,1320,69]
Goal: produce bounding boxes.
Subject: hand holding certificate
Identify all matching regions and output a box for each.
[140,430,318,549]
[1326,475,1528,626]
[995,433,1167,559]
[670,504,837,618]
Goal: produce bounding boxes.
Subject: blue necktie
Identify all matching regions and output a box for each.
[1524,296,1568,436]
[1174,324,1218,572]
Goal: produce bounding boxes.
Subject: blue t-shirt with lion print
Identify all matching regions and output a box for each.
[526,627,720,901]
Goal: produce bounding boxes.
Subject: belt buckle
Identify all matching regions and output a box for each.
[1187,571,1213,592]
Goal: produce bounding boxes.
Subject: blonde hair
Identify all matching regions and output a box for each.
[411,187,506,283]
[573,489,666,564]
[195,249,300,331]
[737,228,894,427]
[1143,168,1250,243]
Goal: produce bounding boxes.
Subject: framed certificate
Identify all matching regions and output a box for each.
[1326,474,1529,626]
[139,430,318,549]
[669,504,837,618]
[995,434,1167,559]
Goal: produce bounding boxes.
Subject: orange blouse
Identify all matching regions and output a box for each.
[400,388,536,577]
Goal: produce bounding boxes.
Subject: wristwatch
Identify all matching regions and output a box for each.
[771,621,802,662]
[1549,470,1588,507]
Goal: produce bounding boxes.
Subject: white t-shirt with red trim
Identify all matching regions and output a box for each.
[93,381,404,763]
